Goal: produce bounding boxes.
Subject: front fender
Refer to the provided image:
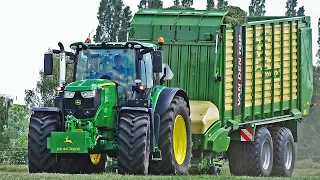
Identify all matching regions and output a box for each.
[118,107,149,114]
[31,107,64,130]
[32,107,64,120]
[32,107,62,113]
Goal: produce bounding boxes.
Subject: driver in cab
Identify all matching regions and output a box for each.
[102,54,128,81]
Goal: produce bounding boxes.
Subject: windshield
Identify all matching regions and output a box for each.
[76,48,136,99]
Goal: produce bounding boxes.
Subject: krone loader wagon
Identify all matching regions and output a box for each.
[128,9,314,177]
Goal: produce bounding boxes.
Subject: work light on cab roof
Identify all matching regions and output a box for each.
[85,37,91,43]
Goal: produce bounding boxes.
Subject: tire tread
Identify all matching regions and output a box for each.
[149,96,192,175]
[270,126,295,177]
[28,112,60,173]
[117,111,150,175]
[228,127,273,177]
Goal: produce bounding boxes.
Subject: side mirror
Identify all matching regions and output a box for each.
[44,53,53,75]
[163,64,174,80]
[138,47,154,60]
[152,50,163,73]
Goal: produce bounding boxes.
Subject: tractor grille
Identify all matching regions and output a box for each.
[64,91,100,119]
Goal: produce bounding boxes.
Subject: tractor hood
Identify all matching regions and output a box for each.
[64,79,116,91]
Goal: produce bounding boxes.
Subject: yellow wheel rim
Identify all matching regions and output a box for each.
[89,153,101,165]
[173,115,187,165]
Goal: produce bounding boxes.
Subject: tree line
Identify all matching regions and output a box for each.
[0,0,318,165]
[93,0,305,42]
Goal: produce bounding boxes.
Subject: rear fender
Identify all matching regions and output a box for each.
[154,88,190,117]
[153,88,190,142]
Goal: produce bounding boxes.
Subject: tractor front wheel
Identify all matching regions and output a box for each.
[149,95,192,175]
[28,111,61,173]
[117,111,150,175]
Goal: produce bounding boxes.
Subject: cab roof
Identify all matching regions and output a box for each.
[70,41,156,50]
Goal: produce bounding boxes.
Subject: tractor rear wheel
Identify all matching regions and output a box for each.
[28,111,61,173]
[270,127,296,177]
[149,95,192,175]
[117,111,150,175]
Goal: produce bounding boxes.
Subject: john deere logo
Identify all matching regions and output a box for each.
[64,136,73,144]
[75,99,81,105]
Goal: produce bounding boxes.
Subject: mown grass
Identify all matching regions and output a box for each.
[0,165,28,172]
[1,172,320,180]
[0,160,320,180]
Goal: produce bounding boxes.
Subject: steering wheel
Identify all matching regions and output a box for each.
[100,74,112,80]
[100,71,115,79]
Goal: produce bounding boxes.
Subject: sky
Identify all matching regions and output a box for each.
[0,0,318,105]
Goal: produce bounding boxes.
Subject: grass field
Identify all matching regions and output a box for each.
[0,159,320,180]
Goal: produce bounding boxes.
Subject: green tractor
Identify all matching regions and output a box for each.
[27,38,192,175]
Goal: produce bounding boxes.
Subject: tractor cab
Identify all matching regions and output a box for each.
[43,39,173,105]
[72,42,152,101]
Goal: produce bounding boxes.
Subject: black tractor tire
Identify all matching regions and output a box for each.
[228,127,274,177]
[227,141,252,175]
[28,111,61,173]
[117,111,150,175]
[149,95,192,175]
[60,153,107,174]
[250,127,274,176]
[270,127,296,177]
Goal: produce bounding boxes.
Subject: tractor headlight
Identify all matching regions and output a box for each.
[81,90,96,98]
[64,91,75,98]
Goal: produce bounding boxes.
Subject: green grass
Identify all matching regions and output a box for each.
[1,172,320,180]
[0,165,28,172]
[0,172,320,180]
[0,160,320,180]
